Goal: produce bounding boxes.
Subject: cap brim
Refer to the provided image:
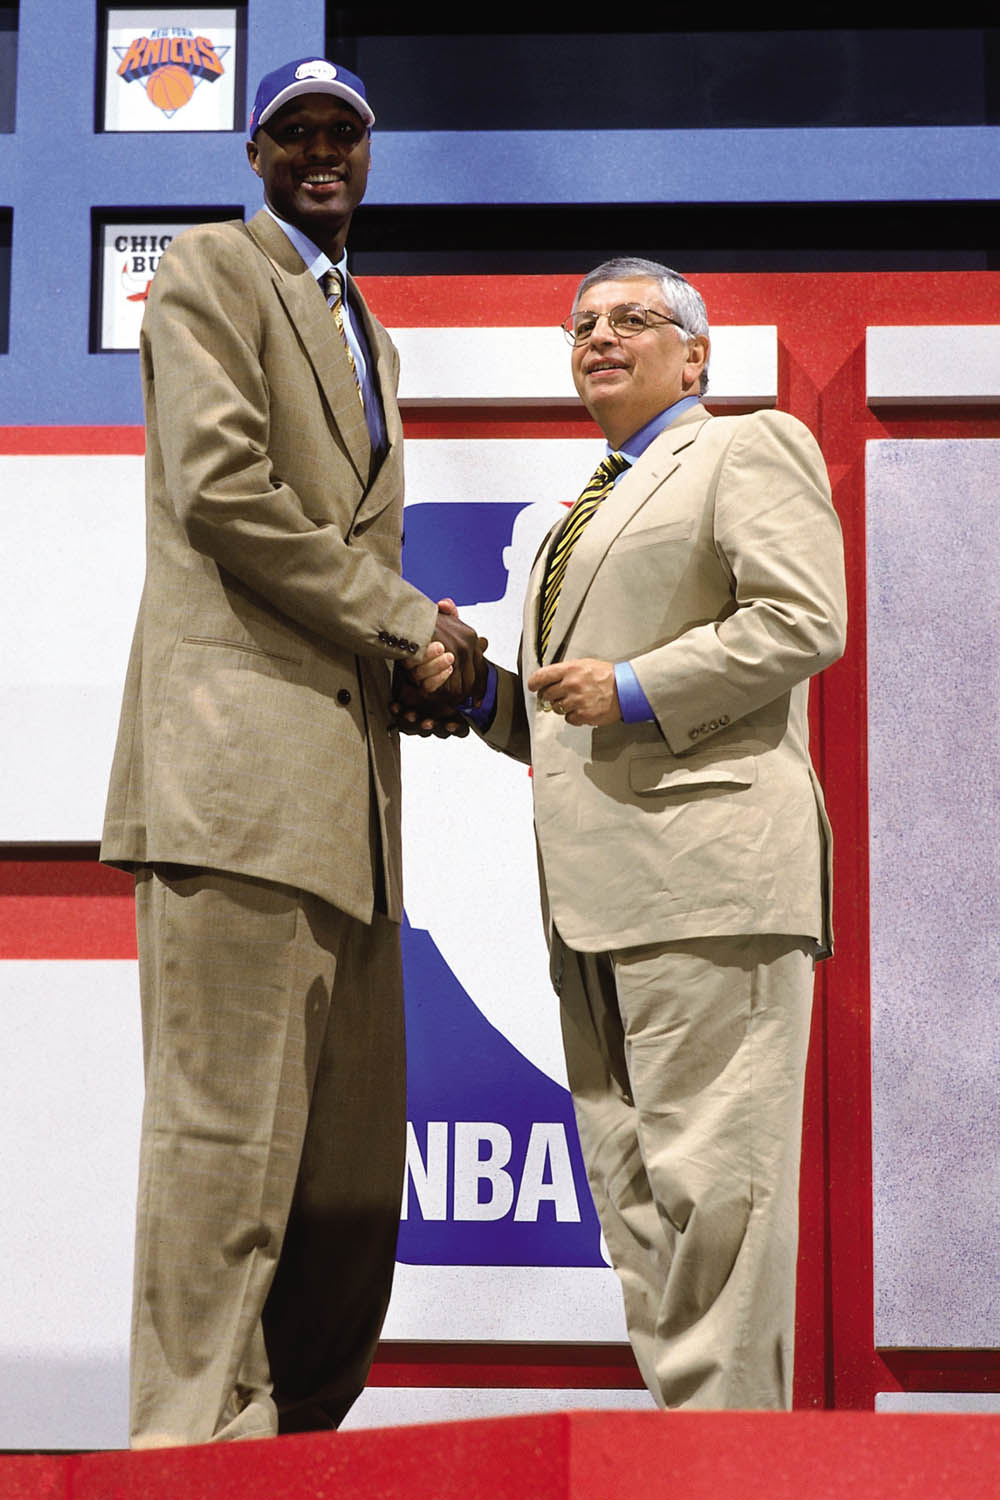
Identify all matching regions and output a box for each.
[254,79,374,134]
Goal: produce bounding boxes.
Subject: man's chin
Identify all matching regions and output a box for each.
[579,386,627,430]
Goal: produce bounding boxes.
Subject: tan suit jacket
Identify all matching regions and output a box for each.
[101,209,438,923]
[483,404,847,954]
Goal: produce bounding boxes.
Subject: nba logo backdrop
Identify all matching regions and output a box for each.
[391,443,614,1334]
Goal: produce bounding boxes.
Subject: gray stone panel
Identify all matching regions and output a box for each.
[867,438,1000,1348]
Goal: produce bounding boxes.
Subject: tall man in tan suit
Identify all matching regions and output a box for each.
[404,257,847,1409]
[102,58,479,1446]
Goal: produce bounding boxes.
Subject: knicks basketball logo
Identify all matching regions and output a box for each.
[114,26,229,118]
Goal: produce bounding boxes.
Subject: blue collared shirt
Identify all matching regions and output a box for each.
[262,206,387,457]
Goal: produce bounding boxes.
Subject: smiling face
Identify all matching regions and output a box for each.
[570,277,709,448]
[246,93,371,258]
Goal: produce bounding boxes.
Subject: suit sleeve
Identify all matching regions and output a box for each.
[142,226,438,659]
[631,410,847,752]
[479,661,532,764]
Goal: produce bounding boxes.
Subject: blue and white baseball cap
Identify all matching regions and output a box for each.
[249,58,374,136]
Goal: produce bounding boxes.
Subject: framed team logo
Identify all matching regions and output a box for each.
[99,6,245,132]
[91,210,240,350]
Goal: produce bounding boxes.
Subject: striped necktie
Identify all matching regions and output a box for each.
[536,451,630,659]
[320,268,364,407]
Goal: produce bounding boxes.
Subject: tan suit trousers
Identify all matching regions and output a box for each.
[131,865,406,1446]
[557,932,815,1411]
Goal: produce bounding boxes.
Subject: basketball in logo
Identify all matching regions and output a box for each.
[146,64,195,114]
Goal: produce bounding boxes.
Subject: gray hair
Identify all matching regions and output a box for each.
[573,257,710,393]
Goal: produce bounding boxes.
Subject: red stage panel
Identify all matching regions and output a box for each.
[0,1456,64,1500]
[0,860,136,959]
[4,1412,1000,1500]
[0,427,145,454]
[69,1417,566,1500]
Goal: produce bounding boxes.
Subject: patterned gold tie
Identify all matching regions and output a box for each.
[321,269,364,407]
[536,451,630,659]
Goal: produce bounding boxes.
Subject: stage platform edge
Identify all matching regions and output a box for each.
[3,1410,1000,1499]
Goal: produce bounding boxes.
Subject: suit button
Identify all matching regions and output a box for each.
[337,689,352,705]
[407,641,418,655]
[689,728,700,740]
[378,630,389,644]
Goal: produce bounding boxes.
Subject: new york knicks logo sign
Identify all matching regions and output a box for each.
[112,25,230,122]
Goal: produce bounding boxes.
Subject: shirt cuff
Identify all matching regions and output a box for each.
[614,661,655,723]
[459,662,498,729]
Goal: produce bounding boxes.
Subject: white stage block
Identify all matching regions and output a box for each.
[877,1394,1000,1414]
[867,325,1000,405]
[0,959,142,1450]
[343,1386,656,1431]
[382,1264,627,1345]
[0,439,603,841]
[395,325,777,407]
[1,455,145,841]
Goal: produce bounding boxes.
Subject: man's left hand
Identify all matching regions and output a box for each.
[527,659,622,726]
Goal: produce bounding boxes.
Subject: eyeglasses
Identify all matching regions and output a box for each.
[561,303,687,346]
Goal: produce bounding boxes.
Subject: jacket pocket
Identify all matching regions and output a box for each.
[628,752,757,795]
[181,635,303,667]
[611,517,694,553]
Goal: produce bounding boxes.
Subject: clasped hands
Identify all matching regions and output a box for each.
[392,599,487,738]
[394,600,622,735]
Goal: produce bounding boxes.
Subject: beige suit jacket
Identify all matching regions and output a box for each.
[483,404,847,954]
[101,210,438,924]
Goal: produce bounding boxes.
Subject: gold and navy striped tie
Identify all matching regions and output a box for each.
[321,269,364,407]
[536,451,630,659]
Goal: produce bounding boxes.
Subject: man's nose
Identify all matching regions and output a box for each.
[587,313,619,345]
[307,130,346,157]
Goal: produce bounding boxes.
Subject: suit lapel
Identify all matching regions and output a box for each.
[346,277,405,528]
[540,405,713,664]
[349,277,402,451]
[244,211,371,486]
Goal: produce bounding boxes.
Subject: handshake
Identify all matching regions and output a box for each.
[391,599,489,739]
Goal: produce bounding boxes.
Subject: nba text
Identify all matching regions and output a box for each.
[403,1121,582,1223]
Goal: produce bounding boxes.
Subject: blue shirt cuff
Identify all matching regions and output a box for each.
[614,661,655,723]
[459,663,498,729]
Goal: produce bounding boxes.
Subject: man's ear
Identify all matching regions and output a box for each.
[246,139,261,177]
[683,334,710,391]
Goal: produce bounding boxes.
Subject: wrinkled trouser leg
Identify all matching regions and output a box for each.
[130,865,405,1447]
[558,933,815,1411]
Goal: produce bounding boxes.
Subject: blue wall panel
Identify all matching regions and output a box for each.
[1,1,324,423]
[1,10,998,422]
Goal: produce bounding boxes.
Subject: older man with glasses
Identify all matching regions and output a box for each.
[403,255,847,1410]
